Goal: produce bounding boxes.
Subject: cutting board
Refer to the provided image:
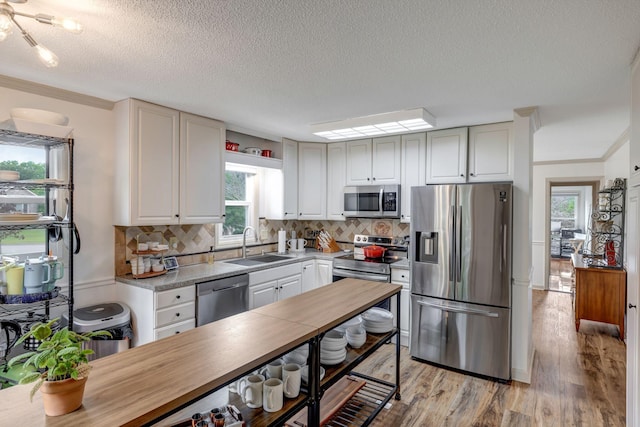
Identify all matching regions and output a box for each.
[284,375,366,427]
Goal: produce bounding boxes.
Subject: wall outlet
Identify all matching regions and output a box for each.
[169,237,178,249]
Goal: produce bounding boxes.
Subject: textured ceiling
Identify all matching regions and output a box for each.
[1,0,640,162]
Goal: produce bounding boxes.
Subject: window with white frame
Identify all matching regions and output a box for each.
[215,163,258,248]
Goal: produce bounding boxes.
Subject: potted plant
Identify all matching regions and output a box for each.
[8,318,111,416]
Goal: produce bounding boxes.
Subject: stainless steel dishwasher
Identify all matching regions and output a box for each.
[196,273,250,326]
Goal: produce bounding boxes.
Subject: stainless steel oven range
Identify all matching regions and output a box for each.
[332,234,408,281]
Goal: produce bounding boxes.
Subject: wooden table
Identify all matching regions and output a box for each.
[0,279,400,427]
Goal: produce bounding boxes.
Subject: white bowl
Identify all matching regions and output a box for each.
[11,108,69,125]
[301,366,325,384]
[151,264,164,272]
[346,325,366,337]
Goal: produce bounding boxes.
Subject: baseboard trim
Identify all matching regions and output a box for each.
[512,347,535,384]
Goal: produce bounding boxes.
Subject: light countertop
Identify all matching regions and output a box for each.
[116,249,349,291]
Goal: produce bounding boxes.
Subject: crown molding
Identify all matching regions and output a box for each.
[533,157,602,166]
[0,74,114,110]
[602,128,630,161]
[514,106,540,132]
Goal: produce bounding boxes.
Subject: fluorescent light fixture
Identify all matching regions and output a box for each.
[311,108,436,140]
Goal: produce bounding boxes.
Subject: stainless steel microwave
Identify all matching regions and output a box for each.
[343,185,401,218]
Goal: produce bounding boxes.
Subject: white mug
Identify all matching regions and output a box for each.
[241,374,264,409]
[263,378,284,412]
[282,363,302,398]
[260,358,284,380]
[287,239,297,251]
[297,239,307,249]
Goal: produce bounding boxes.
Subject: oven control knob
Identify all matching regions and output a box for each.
[362,236,367,242]
[356,236,361,242]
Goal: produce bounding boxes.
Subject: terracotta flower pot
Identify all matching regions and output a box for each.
[40,376,88,416]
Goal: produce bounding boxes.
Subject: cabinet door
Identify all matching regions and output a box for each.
[631,63,640,187]
[327,142,346,220]
[282,139,298,219]
[627,188,639,425]
[127,99,180,225]
[316,260,333,287]
[298,143,327,219]
[346,139,372,185]
[468,122,513,182]
[426,127,468,184]
[249,280,278,309]
[372,135,401,184]
[278,274,302,301]
[301,260,316,293]
[400,133,426,223]
[179,113,225,224]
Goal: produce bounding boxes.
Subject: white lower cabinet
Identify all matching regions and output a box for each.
[249,263,302,309]
[301,259,334,292]
[118,284,196,346]
[390,268,410,347]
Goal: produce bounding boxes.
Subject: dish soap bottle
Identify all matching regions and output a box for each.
[208,246,215,264]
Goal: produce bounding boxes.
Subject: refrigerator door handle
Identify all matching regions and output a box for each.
[449,207,455,282]
[455,204,462,283]
[501,224,507,273]
[416,299,500,318]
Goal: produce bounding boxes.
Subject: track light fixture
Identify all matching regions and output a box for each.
[0,0,82,67]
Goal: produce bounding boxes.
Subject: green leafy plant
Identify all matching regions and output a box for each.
[8,318,111,401]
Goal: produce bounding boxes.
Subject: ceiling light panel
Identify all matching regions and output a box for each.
[311,108,436,140]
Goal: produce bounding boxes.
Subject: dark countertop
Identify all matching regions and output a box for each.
[116,249,348,291]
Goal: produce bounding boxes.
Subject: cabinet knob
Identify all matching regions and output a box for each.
[175,312,180,317]
[367,177,370,181]
[175,214,179,218]
[175,331,180,334]
[470,173,475,177]
[299,213,302,216]
[176,295,180,299]
[630,303,637,309]
[372,177,376,181]
[635,165,640,172]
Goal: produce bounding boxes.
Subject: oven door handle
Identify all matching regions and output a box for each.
[378,187,384,216]
[333,269,389,283]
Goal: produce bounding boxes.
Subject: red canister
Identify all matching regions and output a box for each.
[261,149,272,158]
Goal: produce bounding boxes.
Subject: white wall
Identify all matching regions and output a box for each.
[0,87,117,308]
[531,162,604,288]
[604,141,630,182]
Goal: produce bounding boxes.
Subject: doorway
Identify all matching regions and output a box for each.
[548,181,598,292]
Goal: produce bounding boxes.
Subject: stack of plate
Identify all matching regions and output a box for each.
[320,330,347,365]
[333,315,362,334]
[283,343,309,366]
[361,307,394,333]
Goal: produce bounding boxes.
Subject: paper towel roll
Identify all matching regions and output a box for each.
[278,229,287,254]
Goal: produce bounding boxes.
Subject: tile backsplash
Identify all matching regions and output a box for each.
[114,219,409,276]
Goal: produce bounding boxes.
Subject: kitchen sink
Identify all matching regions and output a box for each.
[224,254,291,266]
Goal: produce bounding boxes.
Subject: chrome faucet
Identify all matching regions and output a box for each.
[242,226,256,258]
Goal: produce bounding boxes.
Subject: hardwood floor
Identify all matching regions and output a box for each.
[549,258,573,293]
[353,290,626,426]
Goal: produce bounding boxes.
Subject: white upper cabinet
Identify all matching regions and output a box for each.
[345,139,372,185]
[327,142,346,220]
[298,142,327,219]
[262,139,298,220]
[179,112,225,224]
[468,122,514,182]
[400,133,426,223]
[346,136,401,185]
[282,139,299,219]
[114,99,225,226]
[371,135,402,184]
[426,127,468,184]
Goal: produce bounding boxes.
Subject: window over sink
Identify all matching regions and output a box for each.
[215,163,259,248]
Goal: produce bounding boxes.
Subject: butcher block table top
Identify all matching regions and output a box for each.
[255,278,401,332]
[0,279,400,426]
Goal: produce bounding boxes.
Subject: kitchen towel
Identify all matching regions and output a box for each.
[278,229,287,254]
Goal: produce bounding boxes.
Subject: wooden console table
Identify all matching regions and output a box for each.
[573,264,626,339]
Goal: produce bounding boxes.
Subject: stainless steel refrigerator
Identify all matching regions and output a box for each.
[409,183,512,381]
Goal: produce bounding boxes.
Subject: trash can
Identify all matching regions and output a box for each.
[63,302,133,361]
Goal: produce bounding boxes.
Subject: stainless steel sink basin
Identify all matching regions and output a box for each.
[224,254,291,266]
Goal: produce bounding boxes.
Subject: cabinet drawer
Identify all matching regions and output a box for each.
[156,286,195,309]
[154,318,196,340]
[391,269,410,285]
[155,301,195,328]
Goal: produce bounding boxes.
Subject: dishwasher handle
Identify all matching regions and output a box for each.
[196,273,249,296]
